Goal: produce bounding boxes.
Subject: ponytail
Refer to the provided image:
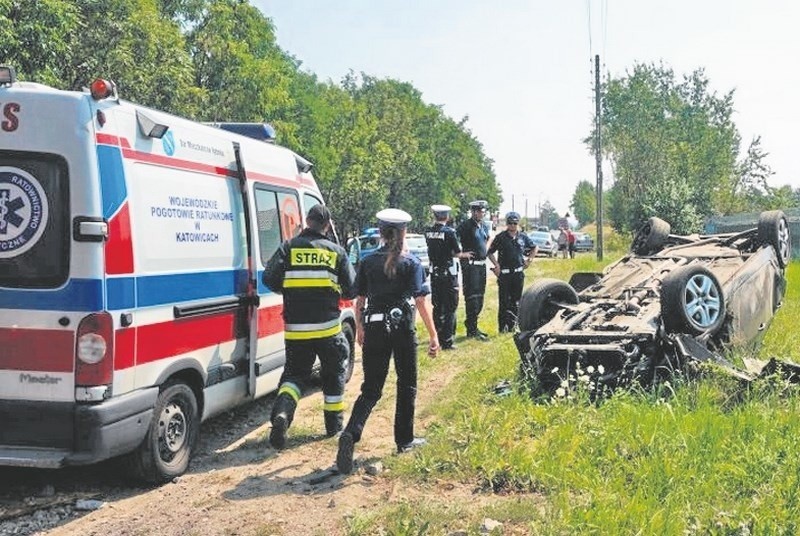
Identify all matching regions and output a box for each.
[381,226,404,279]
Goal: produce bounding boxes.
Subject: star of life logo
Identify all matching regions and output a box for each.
[0,167,49,258]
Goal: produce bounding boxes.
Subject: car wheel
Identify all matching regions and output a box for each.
[127,381,199,483]
[342,321,356,383]
[661,265,725,335]
[758,210,790,269]
[631,217,670,255]
[518,278,579,332]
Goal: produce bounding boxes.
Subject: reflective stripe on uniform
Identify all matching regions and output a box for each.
[278,381,302,402]
[323,394,345,412]
[284,318,342,340]
[285,270,339,283]
[283,278,341,293]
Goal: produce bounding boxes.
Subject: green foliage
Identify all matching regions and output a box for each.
[569,180,596,226]
[594,63,755,234]
[0,0,501,236]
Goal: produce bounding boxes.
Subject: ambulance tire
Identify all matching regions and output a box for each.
[342,321,356,383]
[127,381,199,483]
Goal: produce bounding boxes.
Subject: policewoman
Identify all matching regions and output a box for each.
[262,204,357,449]
[336,208,439,474]
[488,211,538,332]
[424,204,467,350]
[456,199,491,340]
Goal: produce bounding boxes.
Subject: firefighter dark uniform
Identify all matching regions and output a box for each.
[262,205,356,449]
[337,208,439,474]
[424,204,461,350]
[456,200,491,340]
[488,212,537,333]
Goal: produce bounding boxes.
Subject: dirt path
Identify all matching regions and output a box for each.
[1,345,472,536]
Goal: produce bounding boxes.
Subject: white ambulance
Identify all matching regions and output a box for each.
[0,66,356,482]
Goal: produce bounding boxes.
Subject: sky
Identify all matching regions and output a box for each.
[254,0,800,219]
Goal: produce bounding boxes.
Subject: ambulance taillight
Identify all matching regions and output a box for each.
[75,312,114,398]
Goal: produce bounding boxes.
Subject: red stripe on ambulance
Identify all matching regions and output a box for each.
[0,328,74,372]
[106,202,134,274]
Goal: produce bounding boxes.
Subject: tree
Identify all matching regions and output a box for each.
[591,63,742,234]
[570,180,596,226]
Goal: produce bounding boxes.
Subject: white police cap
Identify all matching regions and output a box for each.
[376,208,412,228]
[469,199,488,210]
[431,204,451,214]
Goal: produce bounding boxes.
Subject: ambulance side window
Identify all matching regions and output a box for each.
[303,193,322,216]
[254,188,282,265]
[277,191,302,240]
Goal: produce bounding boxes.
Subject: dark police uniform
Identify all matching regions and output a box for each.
[337,208,432,474]
[456,200,490,338]
[424,205,461,350]
[488,222,536,332]
[263,224,356,446]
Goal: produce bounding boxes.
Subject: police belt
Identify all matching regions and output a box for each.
[365,301,414,329]
[431,266,454,276]
[500,266,524,274]
[465,259,486,266]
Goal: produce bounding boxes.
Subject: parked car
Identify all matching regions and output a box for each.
[346,230,430,275]
[515,211,791,393]
[346,228,381,264]
[573,232,595,252]
[405,233,431,274]
[527,230,559,257]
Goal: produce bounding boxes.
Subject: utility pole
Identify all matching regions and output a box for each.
[594,54,604,261]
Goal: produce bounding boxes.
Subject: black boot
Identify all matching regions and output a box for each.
[324,411,343,437]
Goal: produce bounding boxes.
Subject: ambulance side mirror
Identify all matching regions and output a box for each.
[73,216,108,242]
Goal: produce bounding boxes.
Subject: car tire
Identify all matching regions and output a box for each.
[661,265,725,335]
[757,210,790,269]
[126,381,199,483]
[342,321,356,383]
[631,217,670,255]
[518,278,579,332]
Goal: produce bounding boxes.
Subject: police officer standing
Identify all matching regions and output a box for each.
[424,204,467,351]
[263,204,357,449]
[488,211,538,333]
[456,200,491,340]
[336,208,439,474]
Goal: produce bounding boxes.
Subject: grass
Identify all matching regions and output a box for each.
[344,247,800,536]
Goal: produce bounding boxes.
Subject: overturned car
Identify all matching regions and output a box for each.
[515,211,791,392]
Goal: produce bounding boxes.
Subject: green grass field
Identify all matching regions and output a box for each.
[346,250,800,536]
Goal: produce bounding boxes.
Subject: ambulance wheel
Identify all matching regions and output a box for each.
[342,322,356,383]
[128,381,199,483]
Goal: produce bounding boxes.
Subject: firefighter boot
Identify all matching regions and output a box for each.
[269,392,298,450]
[324,410,344,437]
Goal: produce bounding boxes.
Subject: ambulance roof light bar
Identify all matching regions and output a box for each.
[0,66,17,86]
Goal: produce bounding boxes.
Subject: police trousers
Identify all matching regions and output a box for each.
[343,322,418,447]
[497,271,525,333]
[430,272,459,348]
[461,261,487,334]
[272,332,349,436]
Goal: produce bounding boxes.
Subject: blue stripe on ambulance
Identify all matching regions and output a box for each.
[97,144,127,219]
[0,279,103,311]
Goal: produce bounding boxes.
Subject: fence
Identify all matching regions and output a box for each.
[704,209,800,258]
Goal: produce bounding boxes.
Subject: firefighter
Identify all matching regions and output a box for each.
[424,204,468,350]
[336,208,439,474]
[456,200,491,340]
[488,211,538,333]
[262,204,357,449]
